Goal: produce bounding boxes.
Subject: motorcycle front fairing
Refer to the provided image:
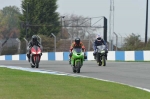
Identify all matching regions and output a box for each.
[71,48,84,66]
[97,45,106,54]
[30,46,41,64]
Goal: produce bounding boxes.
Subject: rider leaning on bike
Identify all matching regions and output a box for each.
[93,34,108,60]
[26,35,43,62]
[69,38,87,64]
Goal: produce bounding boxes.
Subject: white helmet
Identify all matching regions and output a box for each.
[96,34,102,40]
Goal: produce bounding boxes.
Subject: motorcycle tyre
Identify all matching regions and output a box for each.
[31,64,35,68]
[76,61,81,73]
[30,56,35,68]
[102,56,106,66]
[98,61,102,66]
[35,56,39,68]
[72,65,76,73]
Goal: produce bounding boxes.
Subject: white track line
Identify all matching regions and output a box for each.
[0,65,150,93]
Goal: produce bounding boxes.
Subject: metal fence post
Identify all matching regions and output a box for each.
[118,33,123,48]
[51,33,56,52]
[24,38,28,52]
[37,35,42,44]
[16,38,21,53]
[68,32,73,44]
[113,32,118,51]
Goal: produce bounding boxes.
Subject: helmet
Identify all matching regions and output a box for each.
[32,35,38,42]
[75,38,80,45]
[96,34,102,40]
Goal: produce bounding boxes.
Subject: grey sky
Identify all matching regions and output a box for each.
[0,0,149,39]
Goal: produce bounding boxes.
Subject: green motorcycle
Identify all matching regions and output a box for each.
[95,45,107,66]
[70,48,85,73]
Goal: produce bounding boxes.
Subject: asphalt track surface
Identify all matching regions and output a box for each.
[0,60,150,90]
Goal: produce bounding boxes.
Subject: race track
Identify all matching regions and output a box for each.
[0,60,150,90]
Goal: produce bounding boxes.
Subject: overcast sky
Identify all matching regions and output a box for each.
[0,0,149,39]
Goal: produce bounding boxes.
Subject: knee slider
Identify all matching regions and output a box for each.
[69,53,72,57]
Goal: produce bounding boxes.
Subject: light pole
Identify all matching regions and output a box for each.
[109,0,114,51]
[145,0,148,44]
[60,16,65,39]
[26,2,29,39]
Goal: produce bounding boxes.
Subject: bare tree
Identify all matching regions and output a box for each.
[63,14,101,40]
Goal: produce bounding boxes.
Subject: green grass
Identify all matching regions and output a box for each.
[0,67,150,99]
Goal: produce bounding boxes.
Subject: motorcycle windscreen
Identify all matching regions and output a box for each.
[31,45,41,54]
[73,48,82,53]
[97,45,106,52]
[32,45,38,51]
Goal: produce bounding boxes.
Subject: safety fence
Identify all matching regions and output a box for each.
[0,36,149,56]
[0,51,149,61]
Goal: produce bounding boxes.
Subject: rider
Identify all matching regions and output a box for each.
[93,34,108,60]
[26,35,43,62]
[69,38,87,64]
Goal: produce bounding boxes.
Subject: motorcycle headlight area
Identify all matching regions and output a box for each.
[37,51,41,54]
[32,52,36,54]
[75,53,84,56]
[98,49,105,53]
[31,51,41,54]
[101,50,105,53]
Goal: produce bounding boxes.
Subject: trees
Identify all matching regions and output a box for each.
[0,10,5,38]
[0,6,21,55]
[121,33,150,50]
[19,0,60,39]
[0,6,21,39]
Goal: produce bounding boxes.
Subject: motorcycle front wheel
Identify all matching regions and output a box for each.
[76,61,81,73]
[30,56,35,68]
[102,56,106,66]
[35,56,39,68]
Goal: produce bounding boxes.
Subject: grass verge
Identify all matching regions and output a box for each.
[0,67,150,99]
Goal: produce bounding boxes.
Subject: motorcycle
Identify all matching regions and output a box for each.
[70,48,85,73]
[30,45,42,68]
[95,45,107,66]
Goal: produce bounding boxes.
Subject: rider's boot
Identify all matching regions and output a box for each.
[69,53,72,64]
[69,57,71,64]
[94,55,96,59]
[93,52,96,59]
[69,59,71,64]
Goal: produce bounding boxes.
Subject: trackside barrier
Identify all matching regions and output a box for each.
[0,51,150,61]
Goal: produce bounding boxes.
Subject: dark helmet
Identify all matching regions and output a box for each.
[75,38,80,45]
[32,35,38,42]
[96,34,102,40]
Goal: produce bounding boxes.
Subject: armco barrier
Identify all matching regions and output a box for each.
[0,51,150,61]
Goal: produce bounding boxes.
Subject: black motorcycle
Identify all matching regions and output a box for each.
[95,45,107,66]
